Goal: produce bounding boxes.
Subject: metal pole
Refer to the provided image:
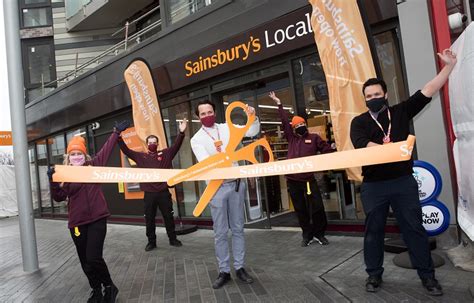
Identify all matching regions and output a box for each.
[4,0,39,272]
[124,21,129,50]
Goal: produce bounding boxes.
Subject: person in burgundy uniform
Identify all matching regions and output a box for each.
[118,118,187,251]
[47,120,129,303]
[269,91,336,247]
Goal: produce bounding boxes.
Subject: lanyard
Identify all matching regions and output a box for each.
[369,109,391,144]
[202,125,223,152]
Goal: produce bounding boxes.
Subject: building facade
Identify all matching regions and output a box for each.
[23,0,472,238]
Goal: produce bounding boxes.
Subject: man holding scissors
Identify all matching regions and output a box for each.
[269,92,336,247]
[190,100,259,289]
[118,119,188,251]
[350,49,456,296]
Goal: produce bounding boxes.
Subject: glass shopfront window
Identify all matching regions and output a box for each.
[374,30,407,105]
[36,139,51,213]
[221,77,294,221]
[162,95,211,218]
[292,53,353,220]
[29,146,40,215]
[48,134,67,214]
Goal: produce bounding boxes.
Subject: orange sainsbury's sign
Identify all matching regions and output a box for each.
[161,6,315,92]
[0,131,12,146]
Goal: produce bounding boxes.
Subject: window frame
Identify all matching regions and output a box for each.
[19,0,53,29]
[21,37,57,104]
[20,6,53,28]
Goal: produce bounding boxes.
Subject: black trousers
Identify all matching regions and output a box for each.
[70,217,112,289]
[287,179,327,241]
[361,175,434,279]
[144,191,177,243]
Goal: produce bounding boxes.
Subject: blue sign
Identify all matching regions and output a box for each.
[413,160,443,204]
[421,200,450,236]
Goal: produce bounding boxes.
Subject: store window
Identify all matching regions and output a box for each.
[167,0,217,24]
[48,134,67,214]
[218,76,297,221]
[162,96,211,218]
[292,53,357,220]
[373,30,407,105]
[29,146,40,215]
[36,139,51,213]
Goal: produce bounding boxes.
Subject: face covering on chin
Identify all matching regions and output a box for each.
[69,154,85,166]
[148,143,158,153]
[295,125,308,136]
[200,115,216,128]
[366,97,388,113]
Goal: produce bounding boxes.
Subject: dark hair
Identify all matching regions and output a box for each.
[362,78,387,96]
[195,100,216,117]
[145,135,158,144]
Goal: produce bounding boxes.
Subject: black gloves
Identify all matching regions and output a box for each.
[114,120,130,134]
[47,166,55,181]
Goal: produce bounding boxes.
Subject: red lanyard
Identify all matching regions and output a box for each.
[369,109,391,144]
[202,125,223,152]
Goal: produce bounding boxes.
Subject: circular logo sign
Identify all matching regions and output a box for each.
[421,200,450,236]
[413,160,442,203]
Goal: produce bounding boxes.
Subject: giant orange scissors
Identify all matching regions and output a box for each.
[167,101,274,217]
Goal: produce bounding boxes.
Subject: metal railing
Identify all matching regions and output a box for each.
[41,6,162,93]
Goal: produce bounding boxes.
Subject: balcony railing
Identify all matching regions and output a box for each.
[39,5,161,98]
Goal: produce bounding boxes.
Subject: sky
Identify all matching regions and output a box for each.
[0,2,14,154]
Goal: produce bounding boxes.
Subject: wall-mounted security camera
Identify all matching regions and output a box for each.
[448,12,468,31]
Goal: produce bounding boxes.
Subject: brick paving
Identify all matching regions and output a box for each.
[1,217,473,302]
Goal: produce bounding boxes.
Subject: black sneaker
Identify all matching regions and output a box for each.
[169,239,183,247]
[421,278,443,296]
[314,236,329,245]
[365,276,382,293]
[87,287,103,303]
[236,268,254,284]
[145,242,157,251]
[103,284,119,303]
[212,272,231,289]
[301,238,314,247]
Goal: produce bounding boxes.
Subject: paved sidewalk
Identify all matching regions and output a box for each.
[0,217,473,302]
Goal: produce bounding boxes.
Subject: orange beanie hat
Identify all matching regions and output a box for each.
[291,116,305,128]
[67,136,87,154]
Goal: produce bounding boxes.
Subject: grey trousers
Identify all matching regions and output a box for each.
[210,180,246,273]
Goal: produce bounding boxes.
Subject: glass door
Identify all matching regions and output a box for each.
[220,75,296,223]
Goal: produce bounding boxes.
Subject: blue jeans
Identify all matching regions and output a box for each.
[361,175,434,279]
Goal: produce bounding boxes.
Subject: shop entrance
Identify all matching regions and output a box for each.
[218,75,295,224]
[217,71,356,228]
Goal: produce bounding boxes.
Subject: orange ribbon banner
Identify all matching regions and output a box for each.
[54,136,415,184]
[308,0,377,181]
[53,135,416,216]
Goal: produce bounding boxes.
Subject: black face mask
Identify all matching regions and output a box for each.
[295,125,308,136]
[366,97,387,113]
